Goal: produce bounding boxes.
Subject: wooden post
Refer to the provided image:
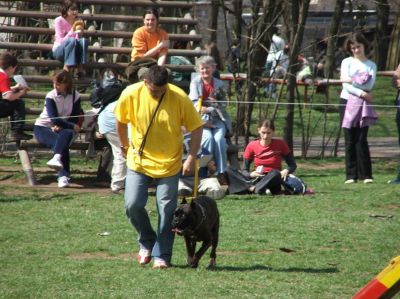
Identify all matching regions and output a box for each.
[18,149,36,186]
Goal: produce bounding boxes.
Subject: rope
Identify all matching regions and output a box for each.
[0,100,399,126]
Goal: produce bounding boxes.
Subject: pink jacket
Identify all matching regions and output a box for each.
[342,72,377,128]
[53,16,79,51]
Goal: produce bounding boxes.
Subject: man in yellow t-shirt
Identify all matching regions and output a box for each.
[115,65,202,269]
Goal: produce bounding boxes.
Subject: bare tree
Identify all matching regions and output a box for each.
[386,4,400,70]
[373,0,390,70]
[209,0,219,42]
[324,0,346,158]
[237,0,282,143]
[282,0,311,150]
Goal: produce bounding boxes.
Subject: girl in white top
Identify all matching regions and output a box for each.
[339,32,377,184]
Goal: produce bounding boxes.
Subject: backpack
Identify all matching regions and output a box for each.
[89,70,127,110]
[282,174,307,195]
[125,57,158,83]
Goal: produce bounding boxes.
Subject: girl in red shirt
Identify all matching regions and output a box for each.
[226,119,297,195]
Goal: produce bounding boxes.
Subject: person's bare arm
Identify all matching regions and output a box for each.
[116,120,129,157]
[392,64,400,89]
[182,126,202,176]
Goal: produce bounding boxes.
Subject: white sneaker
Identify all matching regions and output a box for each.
[58,176,70,188]
[363,179,373,184]
[47,155,63,171]
[344,179,356,184]
[137,249,152,266]
[152,257,169,269]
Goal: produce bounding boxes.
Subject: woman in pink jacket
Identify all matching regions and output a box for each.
[52,0,88,77]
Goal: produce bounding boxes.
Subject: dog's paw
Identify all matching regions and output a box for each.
[207,258,216,270]
[187,256,198,268]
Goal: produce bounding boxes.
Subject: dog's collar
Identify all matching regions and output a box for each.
[193,202,207,231]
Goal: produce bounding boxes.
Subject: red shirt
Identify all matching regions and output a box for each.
[0,70,11,97]
[202,80,214,100]
[243,138,290,173]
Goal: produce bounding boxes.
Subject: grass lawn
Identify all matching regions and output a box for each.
[0,156,399,298]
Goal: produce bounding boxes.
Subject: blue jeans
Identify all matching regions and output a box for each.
[53,37,88,67]
[125,169,178,263]
[202,118,228,174]
[33,125,75,177]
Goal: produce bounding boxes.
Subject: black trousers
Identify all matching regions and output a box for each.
[0,99,26,132]
[225,166,282,195]
[343,126,372,180]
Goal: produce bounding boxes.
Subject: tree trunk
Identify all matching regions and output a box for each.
[386,8,400,70]
[324,0,345,158]
[209,0,219,43]
[283,0,310,150]
[324,0,345,78]
[373,0,390,70]
[242,0,281,143]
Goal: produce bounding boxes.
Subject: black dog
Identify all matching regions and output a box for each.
[172,196,220,268]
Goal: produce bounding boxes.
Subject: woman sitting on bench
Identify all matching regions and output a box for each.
[34,70,83,188]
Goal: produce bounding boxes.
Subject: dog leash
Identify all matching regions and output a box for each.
[192,96,203,198]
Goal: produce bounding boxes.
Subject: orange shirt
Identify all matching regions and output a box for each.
[131,26,169,61]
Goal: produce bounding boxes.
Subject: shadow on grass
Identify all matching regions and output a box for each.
[0,192,74,203]
[173,264,339,273]
[36,175,109,189]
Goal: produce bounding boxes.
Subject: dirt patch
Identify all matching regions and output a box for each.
[69,252,134,260]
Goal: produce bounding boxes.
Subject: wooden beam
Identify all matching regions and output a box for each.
[18,59,195,72]
[9,0,194,9]
[0,26,202,42]
[0,42,205,57]
[0,9,197,25]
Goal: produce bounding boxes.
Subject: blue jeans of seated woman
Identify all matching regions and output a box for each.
[125,169,178,264]
[53,37,88,66]
[202,118,227,174]
[34,125,75,177]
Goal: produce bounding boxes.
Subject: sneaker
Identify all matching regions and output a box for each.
[47,155,63,171]
[58,176,70,188]
[344,179,356,184]
[9,131,33,141]
[137,249,152,266]
[363,179,373,184]
[152,258,169,269]
[265,189,272,195]
[388,178,400,184]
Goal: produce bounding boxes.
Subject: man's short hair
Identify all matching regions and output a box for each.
[0,52,18,69]
[145,65,169,86]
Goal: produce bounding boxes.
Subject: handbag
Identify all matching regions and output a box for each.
[282,174,307,195]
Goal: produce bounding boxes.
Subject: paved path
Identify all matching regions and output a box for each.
[233,137,399,159]
[293,137,399,158]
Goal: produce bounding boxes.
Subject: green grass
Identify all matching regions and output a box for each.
[1,157,399,298]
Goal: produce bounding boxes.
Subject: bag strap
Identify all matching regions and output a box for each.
[136,92,165,156]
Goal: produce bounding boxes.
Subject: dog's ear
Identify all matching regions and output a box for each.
[181,197,187,205]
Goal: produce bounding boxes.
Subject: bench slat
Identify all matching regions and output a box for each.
[0,41,205,57]
[14,0,194,9]
[0,9,197,25]
[0,26,202,42]
[18,60,196,73]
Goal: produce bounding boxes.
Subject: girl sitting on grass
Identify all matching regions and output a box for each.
[225,119,305,195]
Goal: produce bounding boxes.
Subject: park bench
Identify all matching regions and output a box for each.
[0,0,239,185]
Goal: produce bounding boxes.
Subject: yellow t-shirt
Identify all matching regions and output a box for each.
[114,82,202,178]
